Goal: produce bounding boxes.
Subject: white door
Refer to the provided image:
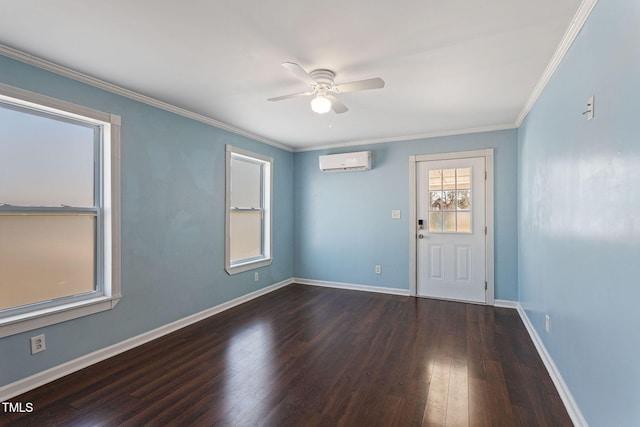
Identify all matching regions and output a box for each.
[416,157,486,303]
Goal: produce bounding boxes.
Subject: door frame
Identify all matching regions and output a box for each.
[409,149,494,304]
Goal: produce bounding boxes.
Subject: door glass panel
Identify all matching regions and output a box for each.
[429,212,442,232]
[457,190,471,210]
[442,169,456,190]
[457,212,471,233]
[442,191,456,210]
[427,167,473,233]
[456,168,471,190]
[430,191,443,210]
[428,170,442,191]
[443,212,456,232]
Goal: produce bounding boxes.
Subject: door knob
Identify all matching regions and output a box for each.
[418,234,424,239]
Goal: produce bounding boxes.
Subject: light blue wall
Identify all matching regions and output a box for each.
[518,0,639,425]
[0,55,294,387]
[294,130,518,300]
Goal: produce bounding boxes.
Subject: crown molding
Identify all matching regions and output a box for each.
[293,123,516,152]
[515,0,599,126]
[0,44,294,152]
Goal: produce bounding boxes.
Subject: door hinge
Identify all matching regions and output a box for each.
[485,171,487,180]
[485,281,488,290]
[485,226,487,235]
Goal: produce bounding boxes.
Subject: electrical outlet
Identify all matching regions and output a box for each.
[375,265,382,274]
[254,272,259,281]
[545,315,551,333]
[30,334,46,354]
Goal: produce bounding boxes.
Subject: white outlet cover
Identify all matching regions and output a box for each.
[391,209,401,219]
[30,334,46,354]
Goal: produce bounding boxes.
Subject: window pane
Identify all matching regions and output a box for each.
[430,191,443,210]
[457,212,471,233]
[443,212,456,232]
[230,156,262,208]
[442,191,456,211]
[0,215,96,311]
[442,169,456,190]
[0,104,96,207]
[428,170,442,191]
[429,212,442,232]
[230,211,262,261]
[457,190,471,210]
[456,168,471,190]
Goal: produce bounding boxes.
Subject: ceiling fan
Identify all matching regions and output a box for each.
[268,62,385,114]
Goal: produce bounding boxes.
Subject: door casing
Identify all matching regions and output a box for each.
[409,149,494,304]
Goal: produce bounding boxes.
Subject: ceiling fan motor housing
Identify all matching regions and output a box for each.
[309,69,335,88]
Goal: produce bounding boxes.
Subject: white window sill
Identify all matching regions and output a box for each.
[0,295,122,338]
[225,258,272,275]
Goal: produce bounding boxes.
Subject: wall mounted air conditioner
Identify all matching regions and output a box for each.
[319,151,372,173]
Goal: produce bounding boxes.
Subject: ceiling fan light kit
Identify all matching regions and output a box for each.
[310,95,332,114]
[268,62,385,115]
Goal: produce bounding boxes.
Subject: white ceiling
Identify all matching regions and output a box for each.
[0,0,583,151]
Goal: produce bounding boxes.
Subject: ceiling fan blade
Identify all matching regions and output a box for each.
[267,91,314,102]
[333,77,385,93]
[327,95,349,114]
[281,62,317,86]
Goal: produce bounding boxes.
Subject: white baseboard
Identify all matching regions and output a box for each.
[494,299,518,309]
[0,278,293,402]
[516,304,588,427]
[294,278,410,296]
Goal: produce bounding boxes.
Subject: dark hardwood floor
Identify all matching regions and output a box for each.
[4,284,572,426]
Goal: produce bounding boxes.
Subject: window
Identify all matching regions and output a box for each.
[0,83,121,338]
[428,167,472,233]
[225,145,272,274]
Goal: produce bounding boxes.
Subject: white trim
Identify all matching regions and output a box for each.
[516,304,588,427]
[0,278,294,402]
[515,0,599,126]
[0,82,111,123]
[494,299,518,309]
[408,157,418,297]
[412,149,494,163]
[0,43,292,153]
[294,278,410,297]
[0,297,121,339]
[485,152,495,305]
[293,124,515,153]
[409,149,495,305]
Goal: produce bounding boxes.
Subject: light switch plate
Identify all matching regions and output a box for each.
[585,96,594,120]
[391,209,401,219]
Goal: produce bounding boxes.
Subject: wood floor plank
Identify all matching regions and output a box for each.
[445,358,469,427]
[423,357,450,425]
[5,284,572,426]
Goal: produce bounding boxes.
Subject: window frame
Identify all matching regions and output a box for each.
[225,145,272,275]
[0,83,121,338]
